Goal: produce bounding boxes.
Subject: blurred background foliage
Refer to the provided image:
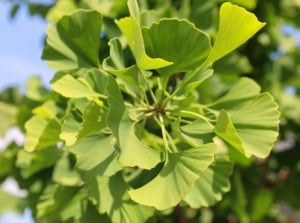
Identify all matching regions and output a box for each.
[1,0,300,222]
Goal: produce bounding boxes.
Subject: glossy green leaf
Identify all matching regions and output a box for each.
[215,93,280,158]
[143,19,211,77]
[128,143,216,210]
[24,116,61,152]
[184,157,233,207]
[42,10,102,70]
[118,113,162,170]
[205,2,265,65]
[86,173,154,223]
[67,135,121,178]
[115,16,172,70]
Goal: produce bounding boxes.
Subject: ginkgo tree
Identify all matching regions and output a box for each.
[0,0,280,222]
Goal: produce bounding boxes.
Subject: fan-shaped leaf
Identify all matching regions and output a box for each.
[143,19,211,77]
[184,157,233,207]
[128,143,216,210]
[86,173,154,223]
[118,113,162,170]
[42,10,102,70]
[67,135,121,178]
[24,116,61,152]
[115,16,172,70]
[205,2,265,65]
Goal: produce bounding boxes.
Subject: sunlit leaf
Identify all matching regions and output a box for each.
[129,143,216,210]
[42,10,102,70]
[51,74,101,99]
[115,16,172,70]
[24,116,61,152]
[118,113,162,170]
[205,2,265,65]
[143,19,211,77]
[184,157,233,207]
[215,93,280,158]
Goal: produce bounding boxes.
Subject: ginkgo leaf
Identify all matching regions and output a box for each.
[118,113,162,170]
[86,173,154,223]
[143,19,211,77]
[24,116,61,152]
[0,101,17,135]
[184,157,233,208]
[67,135,121,178]
[215,93,280,158]
[16,147,60,178]
[128,143,216,210]
[42,10,102,70]
[51,74,101,99]
[115,16,172,70]
[60,101,107,146]
[205,2,265,65]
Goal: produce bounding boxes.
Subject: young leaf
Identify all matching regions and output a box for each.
[118,113,162,170]
[24,116,61,152]
[128,143,216,210]
[143,19,211,77]
[184,157,233,207]
[115,16,172,70]
[42,10,102,70]
[205,2,265,65]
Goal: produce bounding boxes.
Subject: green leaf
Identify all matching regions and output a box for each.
[0,190,26,214]
[24,116,61,152]
[215,93,280,158]
[205,2,265,65]
[143,19,211,77]
[86,173,154,223]
[128,143,216,210]
[37,185,87,222]
[16,146,60,178]
[67,135,121,178]
[209,77,261,110]
[184,157,233,207]
[250,189,273,222]
[51,74,101,99]
[42,10,102,70]
[0,101,17,135]
[60,101,107,146]
[52,153,81,186]
[46,0,77,21]
[32,101,60,120]
[106,75,125,137]
[118,113,162,170]
[115,16,172,70]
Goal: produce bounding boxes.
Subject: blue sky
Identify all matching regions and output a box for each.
[0,2,52,222]
[0,1,53,91]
